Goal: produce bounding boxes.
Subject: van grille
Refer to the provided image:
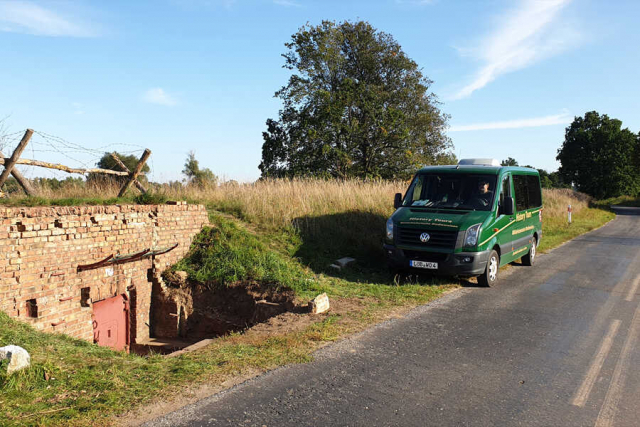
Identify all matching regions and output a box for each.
[403,250,449,262]
[396,227,458,249]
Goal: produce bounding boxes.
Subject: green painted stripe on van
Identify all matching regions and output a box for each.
[479,220,515,247]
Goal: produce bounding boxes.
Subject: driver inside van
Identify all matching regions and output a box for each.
[473,179,494,208]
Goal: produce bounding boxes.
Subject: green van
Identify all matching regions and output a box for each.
[384,159,543,286]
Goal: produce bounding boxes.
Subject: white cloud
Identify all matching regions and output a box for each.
[0,1,96,37]
[273,0,301,6]
[449,111,572,132]
[452,0,580,99]
[72,102,84,115]
[142,88,178,106]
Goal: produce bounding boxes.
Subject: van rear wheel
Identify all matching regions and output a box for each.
[478,250,499,287]
[522,237,537,266]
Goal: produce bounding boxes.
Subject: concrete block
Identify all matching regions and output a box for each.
[335,257,356,268]
[309,293,330,314]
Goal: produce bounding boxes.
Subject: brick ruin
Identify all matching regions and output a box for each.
[0,203,208,350]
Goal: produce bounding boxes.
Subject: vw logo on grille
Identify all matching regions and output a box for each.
[420,232,430,243]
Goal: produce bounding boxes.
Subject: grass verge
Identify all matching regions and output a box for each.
[538,207,614,252]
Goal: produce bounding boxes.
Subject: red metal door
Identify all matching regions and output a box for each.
[93,294,129,351]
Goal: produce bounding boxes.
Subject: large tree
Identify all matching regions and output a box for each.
[259,20,453,180]
[557,111,640,199]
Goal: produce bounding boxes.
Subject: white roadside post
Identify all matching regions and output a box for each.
[568,204,572,224]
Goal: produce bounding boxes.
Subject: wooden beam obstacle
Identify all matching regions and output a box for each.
[0,129,151,197]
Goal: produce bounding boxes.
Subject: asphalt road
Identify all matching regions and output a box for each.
[146,207,640,427]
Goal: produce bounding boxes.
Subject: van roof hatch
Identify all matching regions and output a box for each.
[457,158,501,167]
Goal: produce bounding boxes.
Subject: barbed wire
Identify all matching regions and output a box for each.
[0,128,149,179]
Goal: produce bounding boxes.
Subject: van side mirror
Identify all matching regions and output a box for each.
[501,196,514,216]
[394,193,403,209]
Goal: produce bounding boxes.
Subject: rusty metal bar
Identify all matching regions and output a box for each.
[147,243,179,257]
[77,254,114,272]
[112,248,150,263]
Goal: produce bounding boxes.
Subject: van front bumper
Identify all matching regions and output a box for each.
[383,244,491,277]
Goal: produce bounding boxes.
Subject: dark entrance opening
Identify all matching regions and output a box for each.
[137,281,298,355]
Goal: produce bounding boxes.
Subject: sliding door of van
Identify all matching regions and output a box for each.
[495,173,515,265]
[510,174,542,261]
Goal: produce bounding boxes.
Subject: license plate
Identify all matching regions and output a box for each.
[410,260,438,269]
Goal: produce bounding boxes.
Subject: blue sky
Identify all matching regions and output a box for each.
[1,0,639,182]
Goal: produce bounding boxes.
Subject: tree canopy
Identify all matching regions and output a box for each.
[183,151,218,188]
[557,111,640,199]
[501,157,519,166]
[259,20,454,180]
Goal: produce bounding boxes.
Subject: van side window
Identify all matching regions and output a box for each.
[513,175,528,211]
[527,175,542,208]
[500,175,511,208]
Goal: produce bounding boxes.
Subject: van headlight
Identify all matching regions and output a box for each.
[386,218,394,240]
[464,223,482,248]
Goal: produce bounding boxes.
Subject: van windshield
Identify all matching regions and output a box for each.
[403,173,498,211]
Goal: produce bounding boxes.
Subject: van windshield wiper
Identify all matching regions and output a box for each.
[450,204,476,211]
[406,205,440,210]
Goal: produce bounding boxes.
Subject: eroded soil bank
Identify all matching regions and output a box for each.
[137,273,300,354]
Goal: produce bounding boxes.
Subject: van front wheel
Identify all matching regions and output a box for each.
[522,237,537,266]
[478,250,499,287]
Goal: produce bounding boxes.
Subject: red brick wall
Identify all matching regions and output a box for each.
[0,203,208,344]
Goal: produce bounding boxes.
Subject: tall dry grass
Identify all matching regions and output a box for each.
[11,177,596,228]
[28,180,122,199]
[175,179,404,229]
[541,188,591,218]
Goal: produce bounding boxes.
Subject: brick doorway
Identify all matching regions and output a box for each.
[92,294,130,351]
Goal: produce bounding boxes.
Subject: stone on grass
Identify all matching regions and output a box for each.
[0,345,31,374]
[335,257,356,268]
[329,264,342,271]
[309,293,330,314]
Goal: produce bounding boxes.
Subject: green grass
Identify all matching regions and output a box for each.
[0,198,617,426]
[171,213,318,297]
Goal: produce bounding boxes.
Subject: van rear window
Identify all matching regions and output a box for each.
[527,175,542,208]
[513,174,542,211]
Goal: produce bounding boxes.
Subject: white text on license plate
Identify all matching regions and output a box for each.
[410,260,438,269]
